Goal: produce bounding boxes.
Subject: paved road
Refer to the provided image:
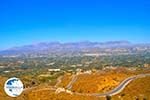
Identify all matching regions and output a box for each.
[77,74,150,97]
[66,75,78,90]
[24,73,150,97]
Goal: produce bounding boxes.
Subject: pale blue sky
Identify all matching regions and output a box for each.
[0,0,150,49]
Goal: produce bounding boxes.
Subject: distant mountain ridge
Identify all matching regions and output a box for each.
[0,41,150,56]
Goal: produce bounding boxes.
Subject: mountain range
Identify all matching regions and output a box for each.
[0,41,150,56]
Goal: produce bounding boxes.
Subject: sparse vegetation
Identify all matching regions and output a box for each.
[0,51,150,100]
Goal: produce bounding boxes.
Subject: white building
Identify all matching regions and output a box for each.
[48,69,60,72]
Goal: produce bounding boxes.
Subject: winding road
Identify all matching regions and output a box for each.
[24,73,150,97]
[67,73,150,97]
[66,75,78,90]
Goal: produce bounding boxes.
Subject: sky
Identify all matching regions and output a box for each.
[0,0,150,49]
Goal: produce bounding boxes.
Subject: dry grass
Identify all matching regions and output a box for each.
[0,68,150,100]
[71,72,131,93]
[112,76,150,100]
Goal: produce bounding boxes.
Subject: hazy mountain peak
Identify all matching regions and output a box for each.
[0,41,149,56]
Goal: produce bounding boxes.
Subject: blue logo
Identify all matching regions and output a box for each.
[4,77,24,97]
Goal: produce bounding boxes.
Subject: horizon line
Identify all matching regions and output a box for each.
[1,40,150,50]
